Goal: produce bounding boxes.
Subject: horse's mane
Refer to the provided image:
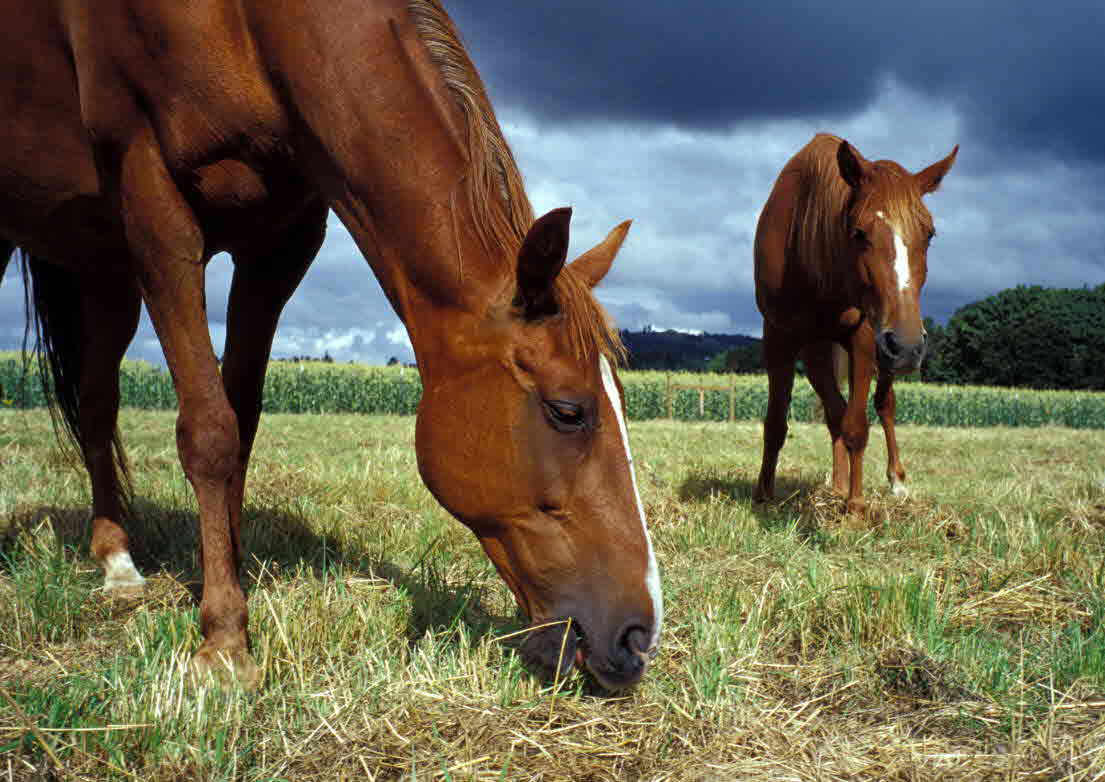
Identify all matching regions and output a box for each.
[407,0,624,364]
[791,134,933,296]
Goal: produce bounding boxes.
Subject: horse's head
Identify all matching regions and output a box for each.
[837,139,958,373]
[413,207,661,690]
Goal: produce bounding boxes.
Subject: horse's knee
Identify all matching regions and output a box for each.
[763,417,788,453]
[841,420,869,453]
[176,404,240,486]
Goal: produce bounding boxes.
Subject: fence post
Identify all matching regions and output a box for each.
[666,373,673,420]
[729,385,735,423]
[698,387,705,417]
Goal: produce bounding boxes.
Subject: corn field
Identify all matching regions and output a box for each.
[3,353,1105,428]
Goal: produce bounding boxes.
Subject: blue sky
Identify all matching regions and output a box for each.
[3,0,1103,365]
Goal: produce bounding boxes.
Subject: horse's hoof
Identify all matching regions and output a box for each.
[845,498,867,518]
[102,552,147,592]
[752,485,772,503]
[890,479,910,498]
[190,644,261,690]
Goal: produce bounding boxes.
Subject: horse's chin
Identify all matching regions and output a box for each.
[518,616,585,681]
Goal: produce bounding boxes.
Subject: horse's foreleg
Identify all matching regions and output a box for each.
[874,370,907,496]
[118,129,257,688]
[221,202,327,558]
[841,331,876,516]
[753,326,798,503]
[801,341,848,497]
[80,273,144,590]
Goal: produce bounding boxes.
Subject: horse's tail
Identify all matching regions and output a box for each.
[0,240,14,284]
[20,250,132,503]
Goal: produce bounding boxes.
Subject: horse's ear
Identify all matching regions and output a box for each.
[837,139,871,189]
[568,220,632,288]
[517,207,572,318]
[916,145,959,195]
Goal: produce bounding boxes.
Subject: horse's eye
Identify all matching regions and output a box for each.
[544,400,586,431]
[852,228,869,245]
[927,229,937,243]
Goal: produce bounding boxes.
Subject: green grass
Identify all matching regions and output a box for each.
[5,351,1105,428]
[2,408,1105,780]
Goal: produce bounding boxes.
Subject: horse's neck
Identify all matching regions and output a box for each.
[250,0,510,333]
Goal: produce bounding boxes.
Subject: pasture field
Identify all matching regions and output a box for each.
[2,408,1105,780]
[5,353,1105,428]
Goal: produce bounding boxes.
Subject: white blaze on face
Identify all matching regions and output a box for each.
[598,355,663,655]
[877,211,912,293]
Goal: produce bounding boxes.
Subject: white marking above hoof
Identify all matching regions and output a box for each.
[890,478,910,498]
[103,551,146,591]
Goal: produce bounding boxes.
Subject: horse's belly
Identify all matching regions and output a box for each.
[185,158,316,257]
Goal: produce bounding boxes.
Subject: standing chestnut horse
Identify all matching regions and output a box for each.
[753,134,957,515]
[0,0,661,690]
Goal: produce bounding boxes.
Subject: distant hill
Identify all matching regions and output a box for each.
[621,328,760,371]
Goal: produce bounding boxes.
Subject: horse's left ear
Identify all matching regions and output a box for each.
[916,145,959,195]
[568,220,632,288]
[517,207,572,317]
[837,139,872,189]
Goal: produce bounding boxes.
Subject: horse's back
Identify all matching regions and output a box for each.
[0,0,307,264]
[753,140,812,320]
[754,134,847,329]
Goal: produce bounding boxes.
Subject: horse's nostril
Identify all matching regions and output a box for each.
[882,331,901,357]
[622,626,650,656]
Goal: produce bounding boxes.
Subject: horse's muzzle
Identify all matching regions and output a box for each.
[583,619,652,690]
[518,615,653,690]
[876,329,926,373]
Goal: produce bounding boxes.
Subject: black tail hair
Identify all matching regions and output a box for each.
[19,248,132,507]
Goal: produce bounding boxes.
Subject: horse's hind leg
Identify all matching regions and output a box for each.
[801,341,849,498]
[25,254,143,587]
[874,370,907,496]
[753,324,798,503]
[221,201,327,560]
[80,272,144,589]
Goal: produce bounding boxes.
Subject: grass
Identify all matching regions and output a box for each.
[2,408,1105,780]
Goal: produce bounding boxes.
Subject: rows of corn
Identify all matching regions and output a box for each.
[3,354,1105,428]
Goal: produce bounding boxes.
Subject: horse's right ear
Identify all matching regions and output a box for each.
[517,207,572,318]
[568,220,632,289]
[837,139,871,189]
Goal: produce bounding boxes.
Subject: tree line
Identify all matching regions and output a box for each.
[920,283,1105,390]
[659,283,1105,391]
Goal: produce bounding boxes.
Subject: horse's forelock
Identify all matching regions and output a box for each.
[552,264,627,366]
[865,163,934,245]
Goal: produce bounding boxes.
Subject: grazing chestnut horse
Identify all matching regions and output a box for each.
[0,0,661,690]
[753,134,957,515]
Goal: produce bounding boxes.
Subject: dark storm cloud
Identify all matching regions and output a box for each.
[450,1,1105,163]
